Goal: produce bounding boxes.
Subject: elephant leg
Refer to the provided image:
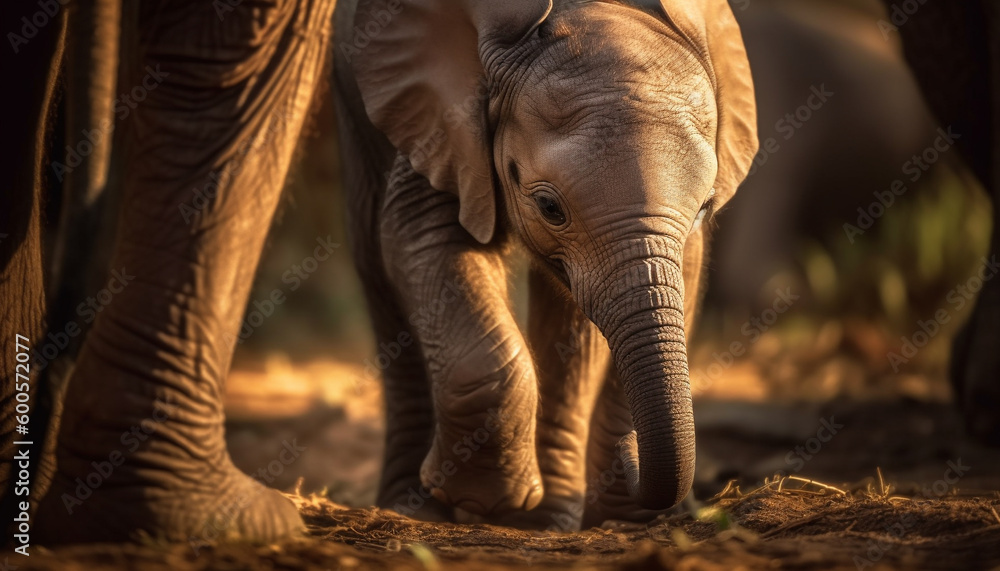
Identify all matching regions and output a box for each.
[331,68,450,522]
[950,287,1000,445]
[34,0,335,544]
[893,0,1000,445]
[492,268,610,530]
[0,5,64,509]
[379,154,542,517]
[958,2,1000,445]
[357,252,451,522]
[952,186,1000,445]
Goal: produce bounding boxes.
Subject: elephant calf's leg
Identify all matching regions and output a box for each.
[35,0,335,544]
[333,88,450,521]
[367,290,452,522]
[492,269,609,531]
[380,155,541,517]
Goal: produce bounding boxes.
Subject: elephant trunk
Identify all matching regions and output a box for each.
[581,237,695,509]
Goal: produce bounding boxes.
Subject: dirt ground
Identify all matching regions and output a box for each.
[6,356,1000,570]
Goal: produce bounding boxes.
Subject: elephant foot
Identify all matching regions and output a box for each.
[582,506,674,528]
[949,286,1000,446]
[35,451,303,546]
[417,331,544,516]
[420,436,544,516]
[33,338,305,545]
[951,347,1000,446]
[581,488,674,528]
[965,391,1000,445]
[480,494,584,531]
[377,478,454,522]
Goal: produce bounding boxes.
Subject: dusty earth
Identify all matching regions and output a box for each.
[5,352,1000,570]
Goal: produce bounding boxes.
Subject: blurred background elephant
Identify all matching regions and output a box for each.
[706,0,939,313]
[704,0,999,444]
[878,0,1000,445]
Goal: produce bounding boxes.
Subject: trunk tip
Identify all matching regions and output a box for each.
[616,430,692,510]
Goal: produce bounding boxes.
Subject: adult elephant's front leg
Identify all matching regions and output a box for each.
[887,0,1000,445]
[380,155,542,517]
[35,0,335,544]
[493,269,609,530]
[0,0,62,512]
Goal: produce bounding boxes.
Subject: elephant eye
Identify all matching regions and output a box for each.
[533,191,567,226]
[692,203,710,228]
[534,20,551,39]
[693,190,717,230]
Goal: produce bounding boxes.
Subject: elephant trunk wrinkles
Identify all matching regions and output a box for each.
[582,237,695,510]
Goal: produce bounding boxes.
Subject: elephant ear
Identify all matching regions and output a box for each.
[350,0,552,244]
[638,0,758,205]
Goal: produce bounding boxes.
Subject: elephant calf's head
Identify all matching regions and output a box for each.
[351,0,758,509]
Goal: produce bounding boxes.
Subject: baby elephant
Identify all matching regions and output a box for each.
[333,0,757,528]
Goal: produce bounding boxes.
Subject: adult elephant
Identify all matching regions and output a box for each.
[333,0,757,529]
[0,0,335,544]
[708,0,937,311]
[883,0,1000,444]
